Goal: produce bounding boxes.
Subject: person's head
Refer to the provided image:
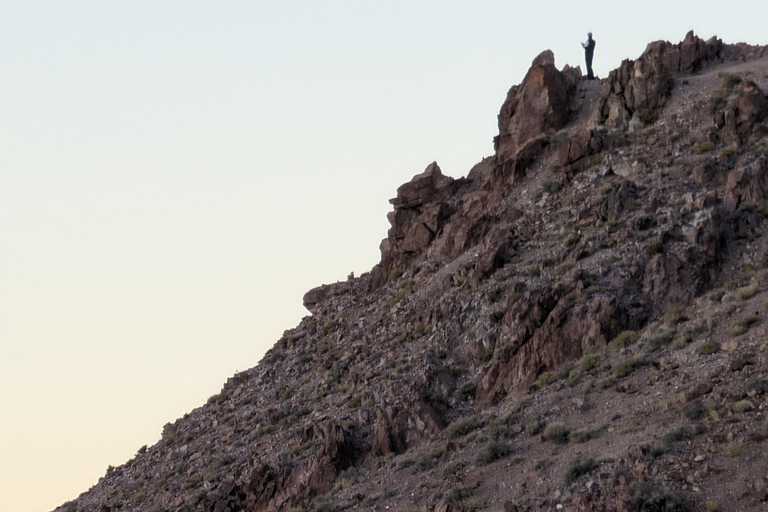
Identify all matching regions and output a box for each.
[587,32,593,39]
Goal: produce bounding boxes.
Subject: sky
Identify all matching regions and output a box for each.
[1,2,767,511]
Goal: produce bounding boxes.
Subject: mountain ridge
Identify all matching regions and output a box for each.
[56,31,768,512]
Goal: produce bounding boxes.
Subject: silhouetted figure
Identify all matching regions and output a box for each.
[582,32,596,79]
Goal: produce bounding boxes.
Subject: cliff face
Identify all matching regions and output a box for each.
[58,33,768,512]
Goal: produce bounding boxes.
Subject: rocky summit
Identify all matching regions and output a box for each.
[56,32,768,512]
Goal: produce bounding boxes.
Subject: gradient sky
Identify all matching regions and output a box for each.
[2,2,767,511]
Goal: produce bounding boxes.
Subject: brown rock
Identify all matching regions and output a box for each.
[390,161,453,210]
[724,156,768,211]
[303,280,352,313]
[475,275,644,406]
[493,50,577,185]
[686,381,714,401]
[597,31,722,130]
[558,128,604,167]
[720,80,768,144]
[692,161,714,184]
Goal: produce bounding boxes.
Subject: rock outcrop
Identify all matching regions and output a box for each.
[597,31,723,130]
[374,162,464,285]
[716,80,768,144]
[493,50,579,185]
[725,156,768,211]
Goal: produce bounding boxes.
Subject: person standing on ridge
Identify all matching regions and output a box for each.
[582,32,596,80]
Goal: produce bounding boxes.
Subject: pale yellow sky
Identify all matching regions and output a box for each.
[1,2,767,511]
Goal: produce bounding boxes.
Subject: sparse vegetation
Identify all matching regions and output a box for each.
[613,359,637,378]
[446,416,484,439]
[475,440,511,466]
[631,482,689,512]
[610,330,638,350]
[543,180,563,194]
[542,422,570,444]
[564,455,597,485]
[724,441,744,457]
[442,459,466,477]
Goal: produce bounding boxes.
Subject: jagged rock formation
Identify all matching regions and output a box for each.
[597,31,723,131]
[493,50,580,186]
[56,32,768,512]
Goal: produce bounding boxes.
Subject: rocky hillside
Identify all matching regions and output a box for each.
[56,31,768,512]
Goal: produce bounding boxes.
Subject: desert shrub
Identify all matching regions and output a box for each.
[692,140,715,154]
[489,309,506,323]
[579,352,603,371]
[525,420,545,436]
[543,180,563,194]
[486,286,505,303]
[442,459,466,477]
[388,267,403,280]
[564,455,597,485]
[564,233,580,248]
[534,371,557,388]
[556,361,576,380]
[698,342,720,355]
[663,425,692,450]
[739,313,759,328]
[458,381,476,401]
[631,482,689,512]
[638,108,659,125]
[645,239,664,256]
[634,214,656,231]
[709,92,727,114]
[724,441,744,457]
[475,440,511,466]
[721,73,742,90]
[735,284,760,301]
[647,329,675,350]
[566,370,582,387]
[671,335,690,350]
[613,359,636,379]
[709,288,726,302]
[396,457,414,469]
[542,422,570,444]
[446,415,483,439]
[748,379,768,394]
[732,400,754,413]
[684,403,707,421]
[415,446,443,471]
[610,330,637,350]
[445,486,476,508]
[313,499,334,512]
[571,428,594,443]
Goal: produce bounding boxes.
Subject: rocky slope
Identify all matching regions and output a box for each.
[56,32,768,512]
